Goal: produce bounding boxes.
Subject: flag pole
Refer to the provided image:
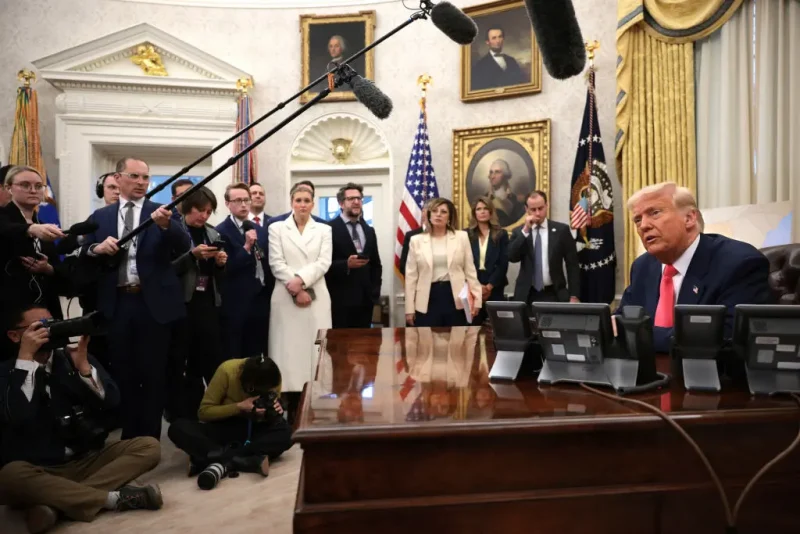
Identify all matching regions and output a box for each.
[583,40,600,225]
[417,74,432,201]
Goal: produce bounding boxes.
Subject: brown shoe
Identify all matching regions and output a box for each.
[25,504,57,534]
[116,484,163,511]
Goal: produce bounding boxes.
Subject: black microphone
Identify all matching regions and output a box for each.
[241,220,264,260]
[349,75,393,120]
[55,221,100,255]
[428,1,478,45]
[64,220,99,236]
[523,0,587,80]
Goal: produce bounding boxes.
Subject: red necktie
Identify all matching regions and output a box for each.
[253,216,260,225]
[654,264,679,328]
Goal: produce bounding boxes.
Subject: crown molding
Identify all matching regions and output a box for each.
[112,0,397,8]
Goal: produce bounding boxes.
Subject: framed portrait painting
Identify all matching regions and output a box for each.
[300,11,376,104]
[461,0,542,102]
[453,120,550,231]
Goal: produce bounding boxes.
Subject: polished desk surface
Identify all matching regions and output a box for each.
[295,326,799,440]
[294,327,800,534]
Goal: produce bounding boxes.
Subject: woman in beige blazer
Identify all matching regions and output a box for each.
[405,198,482,327]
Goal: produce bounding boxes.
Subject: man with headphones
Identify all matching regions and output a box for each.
[96,172,120,206]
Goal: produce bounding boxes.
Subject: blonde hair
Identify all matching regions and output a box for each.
[4,165,43,188]
[627,182,698,214]
[290,183,314,200]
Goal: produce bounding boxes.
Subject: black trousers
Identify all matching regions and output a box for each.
[415,282,467,327]
[525,286,559,305]
[168,417,292,464]
[225,289,270,360]
[108,292,172,441]
[332,302,373,329]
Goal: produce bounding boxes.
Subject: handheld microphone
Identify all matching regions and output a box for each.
[427,1,478,45]
[64,220,99,236]
[522,0,587,80]
[241,220,264,260]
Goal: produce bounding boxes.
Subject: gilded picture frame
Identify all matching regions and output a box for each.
[461,0,542,103]
[452,120,551,231]
[300,11,376,104]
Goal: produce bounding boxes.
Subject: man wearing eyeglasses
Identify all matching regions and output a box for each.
[216,183,271,360]
[325,183,382,329]
[81,157,190,441]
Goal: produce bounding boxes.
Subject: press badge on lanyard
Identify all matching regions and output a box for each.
[195,275,210,292]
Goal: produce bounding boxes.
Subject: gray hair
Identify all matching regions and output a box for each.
[489,159,512,180]
[329,35,347,55]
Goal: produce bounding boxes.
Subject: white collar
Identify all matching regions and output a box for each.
[663,234,700,275]
[119,195,145,209]
[533,219,548,231]
[248,211,264,221]
[490,51,504,57]
[229,214,246,229]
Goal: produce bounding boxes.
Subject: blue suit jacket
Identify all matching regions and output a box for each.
[83,200,191,324]
[215,217,271,320]
[619,233,773,353]
[468,229,509,301]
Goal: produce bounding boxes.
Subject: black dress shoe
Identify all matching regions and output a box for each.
[230,455,269,477]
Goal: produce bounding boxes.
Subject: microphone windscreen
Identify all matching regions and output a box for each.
[241,220,256,232]
[523,0,586,79]
[67,220,99,236]
[349,76,393,120]
[430,1,478,45]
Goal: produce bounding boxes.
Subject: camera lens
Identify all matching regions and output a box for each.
[197,462,227,490]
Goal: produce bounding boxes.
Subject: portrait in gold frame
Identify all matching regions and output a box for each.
[453,120,550,231]
[461,0,542,103]
[300,11,376,104]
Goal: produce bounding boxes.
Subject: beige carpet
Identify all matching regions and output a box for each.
[0,424,301,534]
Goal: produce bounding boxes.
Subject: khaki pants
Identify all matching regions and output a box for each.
[0,437,160,522]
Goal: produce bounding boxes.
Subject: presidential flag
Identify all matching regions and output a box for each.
[394,98,440,278]
[568,67,616,304]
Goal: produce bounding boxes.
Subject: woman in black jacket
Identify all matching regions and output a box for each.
[466,196,509,324]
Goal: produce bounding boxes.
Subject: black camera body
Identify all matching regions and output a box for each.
[56,405,107,450]
[40,311,106,350]
[252,390,280,421]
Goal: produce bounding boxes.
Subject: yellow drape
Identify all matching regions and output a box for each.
[615,0,743,285]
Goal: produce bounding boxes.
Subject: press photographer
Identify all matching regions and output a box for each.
[0,305,163,533]
[168,355,292,490]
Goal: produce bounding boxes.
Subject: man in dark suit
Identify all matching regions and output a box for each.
[216,183,271,360]
[248,182,270,227]
[326,183,382,329]
[471,26,526,92]
[265,180,325,227]
[619,182,773,353]
[508,191,580,304]
[82,157,191,440]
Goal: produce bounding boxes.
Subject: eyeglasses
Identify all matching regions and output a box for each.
[345,196,363,202]
[228,198,252,205]
[118,172,151,182]
[12,182,45,192]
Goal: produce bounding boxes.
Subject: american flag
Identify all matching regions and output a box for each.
[570,196,590,230]
[394,107,439,276]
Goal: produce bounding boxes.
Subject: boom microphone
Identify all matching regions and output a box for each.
[64,220,99,236]
[428,1,478,45]
[523,0,586,79]
[349,75,393,120]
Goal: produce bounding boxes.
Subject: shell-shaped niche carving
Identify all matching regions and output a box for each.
[291,114,389,165]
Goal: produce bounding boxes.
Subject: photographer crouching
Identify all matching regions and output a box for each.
[0,305,163,533]
[168,355,292,490]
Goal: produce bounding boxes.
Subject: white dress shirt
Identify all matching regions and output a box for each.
[662,234,701,302]
[248,211,265,226]
[15,357,105,402]
[491,51,508,71]
[521,219,552,287]
[118,196,144,285]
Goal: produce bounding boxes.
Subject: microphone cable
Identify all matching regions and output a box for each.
[580,384,800,533]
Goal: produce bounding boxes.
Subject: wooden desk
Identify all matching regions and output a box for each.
[294,327,800,534]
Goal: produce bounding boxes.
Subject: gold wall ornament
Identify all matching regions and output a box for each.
[585,40,600,67]
[17,69,36,87]
[331,138,353,163]
[236,77,254,93]
[131,44,168,76]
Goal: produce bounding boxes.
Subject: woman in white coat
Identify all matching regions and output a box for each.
[268,182,332,422]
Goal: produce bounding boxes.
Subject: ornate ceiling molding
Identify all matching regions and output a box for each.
[112,0,397,8]
[291,113,390,166]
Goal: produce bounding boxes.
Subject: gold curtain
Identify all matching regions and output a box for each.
[615,0,744,284]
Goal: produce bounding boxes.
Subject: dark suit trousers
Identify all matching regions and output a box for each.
[332,302,373,329]
[474,270,506,325]
[168,417,292,465]
[415,282,468,327]
[525,286,559,305]
[109,292,172,440]
[225,289,270,360]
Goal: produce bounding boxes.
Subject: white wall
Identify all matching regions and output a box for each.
[0,0,622,290]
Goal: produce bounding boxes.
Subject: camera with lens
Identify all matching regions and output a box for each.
[56,405,107,450]
[251,390,280,421]
[39,311,106,350]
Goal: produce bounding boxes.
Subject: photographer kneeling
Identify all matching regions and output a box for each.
[168,355,292,490]
[0,305,163,533]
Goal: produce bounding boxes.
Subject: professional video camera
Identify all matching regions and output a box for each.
[39,311,107,350]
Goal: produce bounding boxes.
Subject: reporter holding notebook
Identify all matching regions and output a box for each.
[404,198,482,327]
